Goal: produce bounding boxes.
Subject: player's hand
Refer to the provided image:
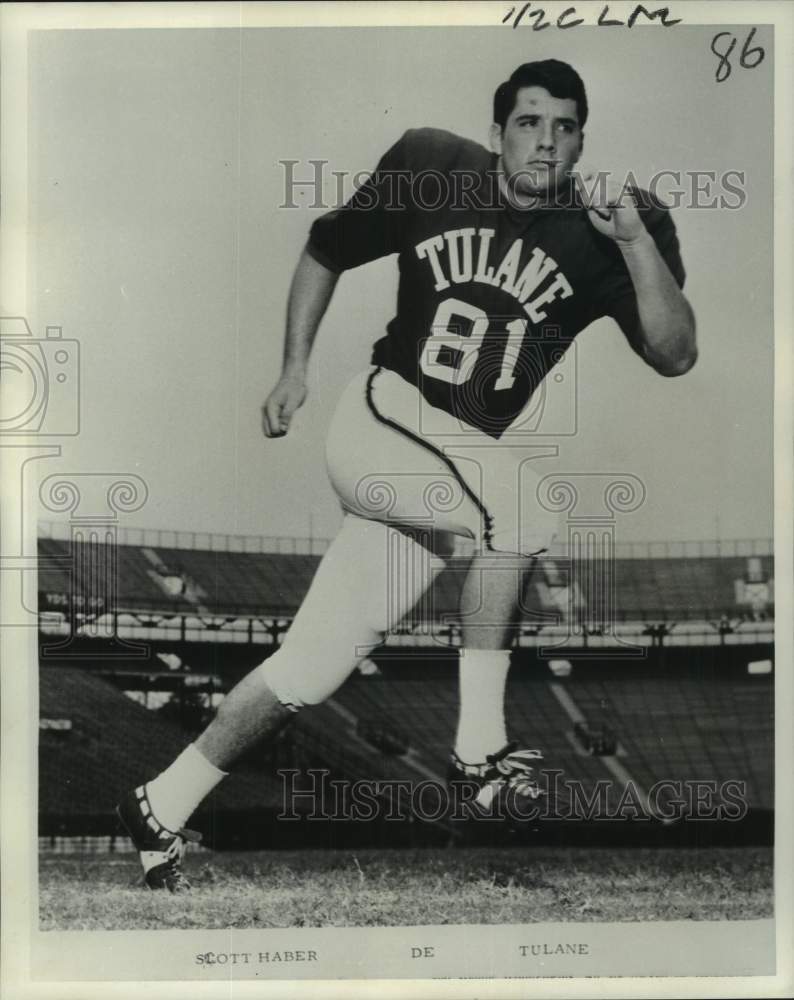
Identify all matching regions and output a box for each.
[574,168,646,245]
[261,374,307,438]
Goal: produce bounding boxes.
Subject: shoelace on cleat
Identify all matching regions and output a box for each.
[485,743,546,799]
[147,824,200,890]
[452,743,548,801]
[162,828,200,865]
[151,839,193,891]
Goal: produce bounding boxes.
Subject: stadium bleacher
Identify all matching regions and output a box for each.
[156,547,321,614]
[37,531,775,846]
[318,652,773,816]
[37,537,774,622]
[557,660,773,810]
[39,668,285,835]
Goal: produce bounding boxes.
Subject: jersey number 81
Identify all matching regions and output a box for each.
[419,298,527,391]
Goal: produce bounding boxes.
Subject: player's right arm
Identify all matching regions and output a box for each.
[263,130,419,438]
[262,247,339,438]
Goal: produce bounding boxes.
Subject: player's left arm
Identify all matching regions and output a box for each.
[583,175,697,377]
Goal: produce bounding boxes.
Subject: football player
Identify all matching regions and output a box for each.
[118,59,696,889]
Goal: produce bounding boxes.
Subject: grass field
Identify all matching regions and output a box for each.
[39,845,772,930]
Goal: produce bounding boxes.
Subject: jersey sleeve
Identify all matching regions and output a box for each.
[589,201,686,351]
[306,132,410,273]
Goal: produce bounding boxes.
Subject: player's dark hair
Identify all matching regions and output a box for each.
[493,60,588,130]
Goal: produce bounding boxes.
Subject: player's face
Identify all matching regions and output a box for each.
[490,86,583,202]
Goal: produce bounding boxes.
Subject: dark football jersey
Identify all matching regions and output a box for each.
[307,128,686,438]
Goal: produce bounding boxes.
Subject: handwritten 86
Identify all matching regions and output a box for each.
[710,28,765,83]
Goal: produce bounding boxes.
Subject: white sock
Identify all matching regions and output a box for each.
[454,648,511,764]
[145,744,227,832]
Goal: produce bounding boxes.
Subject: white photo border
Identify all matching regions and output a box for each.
[1,2,792,998]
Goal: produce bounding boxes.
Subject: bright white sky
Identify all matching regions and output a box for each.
[26,25,773,545]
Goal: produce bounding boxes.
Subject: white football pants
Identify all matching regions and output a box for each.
[260,366,558,709]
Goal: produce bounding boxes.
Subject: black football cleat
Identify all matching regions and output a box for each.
[447,742,570,821]
[116,786,201,892]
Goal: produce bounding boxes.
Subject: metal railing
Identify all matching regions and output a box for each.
[37,520,772,560]
[38,520,331,556]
